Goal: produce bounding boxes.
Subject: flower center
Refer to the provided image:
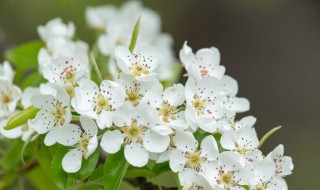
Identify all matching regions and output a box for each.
[52,101,67,126]
[128,54,150,78]
[256,183,266,190]
[22,124,29,132]
[79,132,90,158]
[199,65,209,78]
[126,89,142,106]
[94,93,112,114]
[61,65,77,84]
[192,95,206,115]
[185,151,207,172]
[120,120,146,145]
[158,101,178,123]
[218,171,236,188]
[1,92,13,105]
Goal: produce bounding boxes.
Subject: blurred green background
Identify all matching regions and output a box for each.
[0,0,319,189]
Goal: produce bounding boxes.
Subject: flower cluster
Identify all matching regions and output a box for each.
[0,2,293,190]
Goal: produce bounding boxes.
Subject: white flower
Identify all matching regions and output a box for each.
[0,87,40,141]
[72,78,125,129]
[37,18,75,42]
[206,151,256,189]
[0,79,21,119]
[100,102,170,167]
[0,61,15,82]
[170,136,219,180]
[147,83,187,133]
[180,42,225,81]
[28,84,71,146]
[42,52,90,98]
[56,115,98,173]
[115,46,160,81]
[219,115,257,133]
[38,38,88,75]
[85,5,117,30]
[154,130,198,163]
[185,77,223,132]
[267,144,294,177]
[117,73,162,107]
[220,126,259,155]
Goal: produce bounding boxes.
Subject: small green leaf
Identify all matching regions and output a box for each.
[27,167,60,190]
[21,72,46,89]
[4,106,40,130]
[77,183,104,190]
[89,165,104,182]
[35,141,55,176]
[152,161,171,175]
[129,17,141,53]
[75,149,100,181]
[124,169,156,178]
[1,139,24,171]
[51,148,75,190]
[104,149,129,190]
[5,40,44,83]
[258,126,282,148]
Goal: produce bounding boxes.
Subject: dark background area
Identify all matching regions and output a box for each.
[0,0,319,189]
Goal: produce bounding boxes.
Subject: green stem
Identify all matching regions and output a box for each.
[90,53,103,83]
[258,126,282,148]
[173,173,182,190]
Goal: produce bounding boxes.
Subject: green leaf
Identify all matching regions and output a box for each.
[89,165,104,182]
[4,106,40,130]
[21,72,46,89]
[0,172,16,189]
[27,167,60,190]
[51,148,75,190]
[258,126,282,148]
[1,139,24,170]
[124,169,156,178]
[77,183,104,190]
[129,17,141,53]
[152,161,171,175]
[35,142,55,176]
[5,40,44,83]
[104,149,129,190]
[75,149,100,181]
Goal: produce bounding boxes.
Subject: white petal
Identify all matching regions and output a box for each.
[200,135,219,160]
[267,177,288,190]
[267,144,284,159]
[221,75,238,95]
[219,151,244,171]
[28,110,55,134]
[114,102,134,126]
[220,131,236,150]
[163,84,185,106]
[86,136,98,159]
[234,116,256,131]
[115,46,132,73]
[169,149,188,172]
[173,130,198,152]
[124,142,149,167]
[101,130,124,154]
[56,124,81,146]
[80,115,98,137]
[44,127,58,146]
[21,87,40,108]
[255,158,276,182]
[96,110,114,129]
[62,148,83,173]
[143,129,170,153]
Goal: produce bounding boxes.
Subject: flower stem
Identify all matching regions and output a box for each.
[258,126,282,148]
[90,52,103,83]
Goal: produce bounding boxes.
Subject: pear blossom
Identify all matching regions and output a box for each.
[85,5,117,30]
[185,76,223,132]
[170,136,219,181]
[115,46,160,81]
[56,115,98,173]
[28,84,71,146]
[147,83,187,133]
[117,73,162,107]
[37,18,75,42]
[206,151,256,189]
[100,102,170,167]
[0,79,21,119]
[180,41,225,81]
[0,61,15,82]
[71,78,125,129]
[38,38,88,75]
[267,145,294,177]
